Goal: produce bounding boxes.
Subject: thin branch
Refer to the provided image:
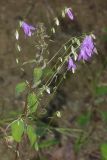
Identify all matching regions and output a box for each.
[14,143,20,160]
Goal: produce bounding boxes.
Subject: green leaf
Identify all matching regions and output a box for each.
[33,68,42,83]
[101,143,107,160]
[36,121,49,137]
[100,111,107,123]
[95,85,107,96]
[76,112,91,127]
[43,68,54,77]
[102,35,107,42]
[74,134,84,153]
[35,142,39,151]
[27,125,37,146]
[11,119,24,142]
[15,82,26,95]
[103,27,107,33]
[39,139,59,149]
[27,93,38,113]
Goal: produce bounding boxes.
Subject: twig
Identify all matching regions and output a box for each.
[14,143,20,160]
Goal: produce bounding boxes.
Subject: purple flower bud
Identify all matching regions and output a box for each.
[66,8,74,20]
[68,57,76,73]
[21,21,36,37]
[78,35,96,61]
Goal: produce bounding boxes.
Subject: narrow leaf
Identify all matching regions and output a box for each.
[39,139,59,149]
[27,93,38,113]
[27,125,37,146]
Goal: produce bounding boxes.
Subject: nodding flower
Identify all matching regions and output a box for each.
[78,35,96,61]
[66,8,74,20]
[21,21,36,37]
[68,57,76,73]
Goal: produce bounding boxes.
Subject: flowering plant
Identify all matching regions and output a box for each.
[2,6,97,159]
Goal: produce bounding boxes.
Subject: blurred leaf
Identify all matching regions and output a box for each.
[33,68,42,83]
[103,27,107,33]
[38,158,48,160]
[35,142,39,151]
[94,97,104,105]
[76,112,91,127]
[27,93,38,113]
[55,127,82,136]
[39,139,59,149]
[27,125,37,146]
[74,132,88,153]
[100,111,107,124]
[15,82,26,95]
[95,85,107,96]
[11,119,24,142]
[102,35,107,42]
[36,121,49,137]
[74,139,82,153]
[101,143,107,160]
[43,68,54,78]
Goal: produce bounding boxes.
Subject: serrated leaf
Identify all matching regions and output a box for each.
[11,119,24,142]
[101,143,107,160]
[15,82,26,95]
[27,125,37,146]
[27,93,38,113]
[33,68,42,84]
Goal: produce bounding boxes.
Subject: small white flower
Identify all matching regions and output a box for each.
[16,58,19,64]
[56,111,61,118]
[46,88,50,94]
[17,44,21,52]
[54,17,60,26]
[15,30,19,40]
[51,27,55,33]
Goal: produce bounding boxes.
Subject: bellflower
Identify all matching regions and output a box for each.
[78,35,96,61]
[21,21,36,37]
[68,57,76,73]
[66,8,74,20]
